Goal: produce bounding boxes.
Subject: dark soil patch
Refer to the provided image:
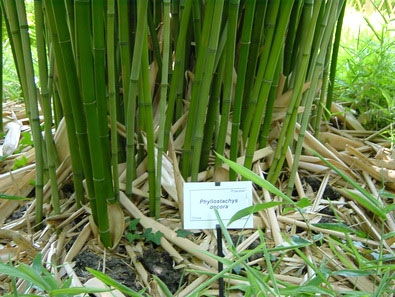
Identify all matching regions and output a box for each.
[6,204,27,222]
[73,249,141,291]
[140,248,183,293]
[305,177,340,200]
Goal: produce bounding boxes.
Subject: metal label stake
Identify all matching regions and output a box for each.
[216,224,224,297]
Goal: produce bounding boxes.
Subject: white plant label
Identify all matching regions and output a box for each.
[183,181,253,229]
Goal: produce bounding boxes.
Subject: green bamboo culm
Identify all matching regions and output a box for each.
[107,0,119,202]
[215,0,240,168]
[241,0,279,142]
[117,0,131,121]
[267,0,322,184]
[286,0,338,197]
[239,0,268,131]
[163,0,192,153]
[189,0,224,181]
[243,0,294,172]
[34,0,60,214]
[1,0,30,118]
[43,0,86,209]
[48,0,98,214]
[92,0,114,203]
[74,0,112,247]
[156,0,171,219]
[12,0,45,225]
[125,0,148,198]
[139,32,157,217]
[229,0,257,180]
[325,0,346,118]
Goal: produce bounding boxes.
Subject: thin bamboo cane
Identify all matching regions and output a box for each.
[200,55,225,171]
[229,0,257,180]
[243,0,294,172]
[325,0,346,117]
[215,0,240,168]
[172,0,180,47]
[267,0,321,184]
[125,0,148,197]
[180,0,214,179]
[163,0,192,153]
[140,34,157,218]
[48,0,96,208]
[147,2,162,72]
[1,0,30,116]
[286,0,339,197]
[74,0,111,248]
[107,0,119,203]
[258,53,283,149]
[283,0,303,77]
[312,33,333,136]
[156,0,171,219]
[34,0,60,214]
[192,0,201,56]
[241,0,279,143]
[43,1,86,209]
[92,0,114,202]
[240,0,267,130]
[14,0,45,225]
[117,0,131,121]
[189,0,224,181]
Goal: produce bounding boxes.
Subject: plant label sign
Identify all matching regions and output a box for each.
[183,181,253,229]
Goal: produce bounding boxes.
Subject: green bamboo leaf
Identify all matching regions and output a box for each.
[296,197,312,208]
[332,270,375,277]
[344,189,386,219]
[87,268,144,297]
[0,263,41,290]
[279,285,335,296]
[227,201,286,226]
[310,148,382,208]
[152,275,174,297]
[215,152,295,205]
[0,193,31,200]
[383,231,395,240]
[312,222,367,238]
[383,203,395,214]
[50,287,112,295]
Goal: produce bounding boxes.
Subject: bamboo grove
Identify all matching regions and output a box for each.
[1,0,346,247]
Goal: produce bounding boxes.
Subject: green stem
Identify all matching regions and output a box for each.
[14,0,45,226]
[243,0,294,172]
[125,0,148,197]
[156,0,171,219]
[229,0,257,180]
[34,0,60,214]
[215,0,240,168]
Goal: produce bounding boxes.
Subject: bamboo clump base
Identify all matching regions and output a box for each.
[0,100,394,296]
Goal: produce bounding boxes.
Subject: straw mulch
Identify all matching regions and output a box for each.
[0,100,394,296]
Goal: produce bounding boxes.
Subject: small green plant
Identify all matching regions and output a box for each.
[0,253,110,297]
[125,218,164,245]
[335,5,395,131]
[12,156,28,170]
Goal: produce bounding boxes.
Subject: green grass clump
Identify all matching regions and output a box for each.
[334,6,395,131]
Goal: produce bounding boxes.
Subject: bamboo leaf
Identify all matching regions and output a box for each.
[50,287,112,295]
[86,268,145,297]
[0,193,31,200]
[332,270,375,277]
[152,275,174,297]
[215,152,295,205]
[227,201,286,226]
[312,222,367,238]
[344,189,386,219]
